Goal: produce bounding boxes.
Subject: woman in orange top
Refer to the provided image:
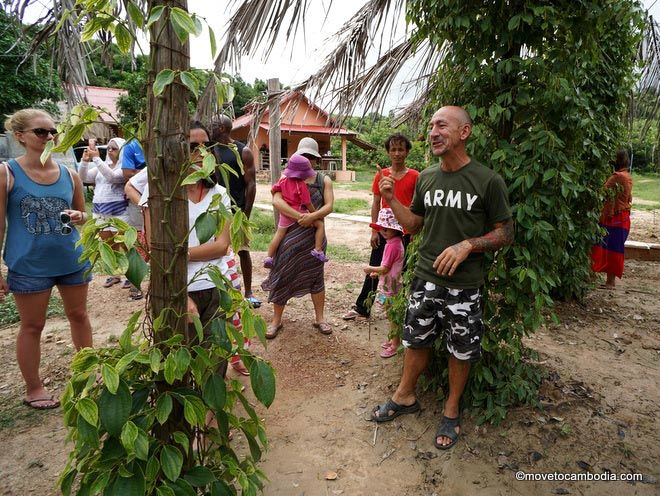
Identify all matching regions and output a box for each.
[591,149,633,289]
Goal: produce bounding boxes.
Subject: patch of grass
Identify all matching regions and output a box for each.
[632,172,660,206]
[334,180,373,192]
[327,244,364,263]
[250,209,276,252]
[333,198,370,214]
[0,294,65,328]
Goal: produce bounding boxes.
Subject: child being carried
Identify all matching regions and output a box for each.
[264,154,328,268]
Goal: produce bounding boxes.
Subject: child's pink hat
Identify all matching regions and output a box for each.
[282,154,316,180]
[369,208,403,233]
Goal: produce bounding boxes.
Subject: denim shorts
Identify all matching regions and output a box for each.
[7,266,92,294]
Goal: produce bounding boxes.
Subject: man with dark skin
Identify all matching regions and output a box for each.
[210,115,259,307]
[371,106,514,450]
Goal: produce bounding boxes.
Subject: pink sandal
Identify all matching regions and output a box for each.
[380,343,398,358]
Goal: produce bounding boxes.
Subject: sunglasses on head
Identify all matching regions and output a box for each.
[30,128,59,138]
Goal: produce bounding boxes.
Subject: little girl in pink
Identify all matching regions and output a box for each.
[264,154,328,267]
[363,208,405,358]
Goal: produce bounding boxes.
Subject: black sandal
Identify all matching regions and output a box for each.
[371,398,421,422]
[434,415,461,450]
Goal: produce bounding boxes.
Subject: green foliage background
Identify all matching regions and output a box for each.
[0,10,63,118]
[403,0,644,423]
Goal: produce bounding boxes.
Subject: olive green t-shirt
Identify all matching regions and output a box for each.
[410,159,511,289]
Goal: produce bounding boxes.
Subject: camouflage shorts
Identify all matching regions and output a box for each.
[402,277,484,362]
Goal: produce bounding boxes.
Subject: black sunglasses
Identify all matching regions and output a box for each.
[30,128,59,138]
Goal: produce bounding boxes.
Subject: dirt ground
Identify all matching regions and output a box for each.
[0,188,658,494]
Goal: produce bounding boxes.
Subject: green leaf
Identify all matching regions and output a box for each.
[191,15,203,36]
[194,212,217,244]
[146,456,161,482]
[542,169,557,182]
[211,480,234,496]
[116,350,140,373]
[160,445,183,482]
[110,473,145,495]
[119,311,141,352]
[253,317,267,345]
[183,397,206,427]
[135,430,150,461]
[209,27,217,58]
[243,430,262,462]
[191,315,204,344]
[170,7,196,44]
[184,466,216,487]
[249,360,276,407]
[126,247,149,288]
[99,381,132,436]
[149,348,162,373]
[101,364,120,394]
[124,227,138,250]
[172,431,189,454]
[120,420,139,451]
[40,140,54,165]
[145,5,166,29]
[156,486,176,496]
[202,373,226,411]
[75,397,98,427]
[482,366,494,385]
[126,2,144,28]
[164,353,177,384]
[174,347,192,377]
[60,468,77,496]
[153,69,176,97]
[179,71,199,98]
[99,242,117,270]
[156,394,173,425]
[115,23,132,53]
[76,413,99,448]
[89,472,110,494]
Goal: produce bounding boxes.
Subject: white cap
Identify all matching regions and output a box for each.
[296,137,321,158]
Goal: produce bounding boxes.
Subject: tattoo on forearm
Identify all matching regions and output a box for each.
[467,219,514,253]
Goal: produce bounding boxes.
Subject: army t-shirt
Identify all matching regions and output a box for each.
[410,159,511,289]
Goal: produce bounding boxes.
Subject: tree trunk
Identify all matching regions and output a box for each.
[145,0,190,340]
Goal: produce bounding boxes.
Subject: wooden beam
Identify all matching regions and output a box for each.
[268,78,281,224]
[341,136,347,171]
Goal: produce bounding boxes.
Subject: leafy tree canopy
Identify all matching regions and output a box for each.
[0,10,62,118]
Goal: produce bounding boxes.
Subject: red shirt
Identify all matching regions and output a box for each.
[371,167,419,208]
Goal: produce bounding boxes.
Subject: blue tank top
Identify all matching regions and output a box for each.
[4,159,86,276]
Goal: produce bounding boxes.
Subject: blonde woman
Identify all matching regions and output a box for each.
[0,108,92,410]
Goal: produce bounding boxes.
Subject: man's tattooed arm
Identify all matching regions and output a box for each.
[467,218,514,253]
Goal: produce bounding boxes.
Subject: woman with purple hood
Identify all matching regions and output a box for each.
[263,154,328,267]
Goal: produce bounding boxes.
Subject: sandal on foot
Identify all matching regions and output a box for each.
[263,256,274,269]
[380,343,397,358]
[371,398,421,422]
[434,415,461,450]
[22,396,60,410]
[313,321,332,335]
[310,249,329,263]
[129,286,144,300]
[266,323,283,339]
[230,358,250,376]
[246,295,262,308]
[381,340,392,349]
[342,309,366,320]
[103,276,121,288]
[121,279,132,289]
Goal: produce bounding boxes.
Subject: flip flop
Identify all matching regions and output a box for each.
[266,323,283,339]
[342,309,366,320]
[434,415,461,450]
[22,396,60,410]
[103,276,121,288]
[246,295,262,308]
[371,398,421,422]
[230,358,250,376]
[313,321,332,335]
[121,279,132,289]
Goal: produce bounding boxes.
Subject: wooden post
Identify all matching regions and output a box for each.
[341,136,347,171]
[268,78,281,224]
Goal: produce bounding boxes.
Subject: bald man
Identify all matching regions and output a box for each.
[210,115,259,308]
[371,106,514,450]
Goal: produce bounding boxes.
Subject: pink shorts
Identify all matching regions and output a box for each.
[278,213,297,229]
